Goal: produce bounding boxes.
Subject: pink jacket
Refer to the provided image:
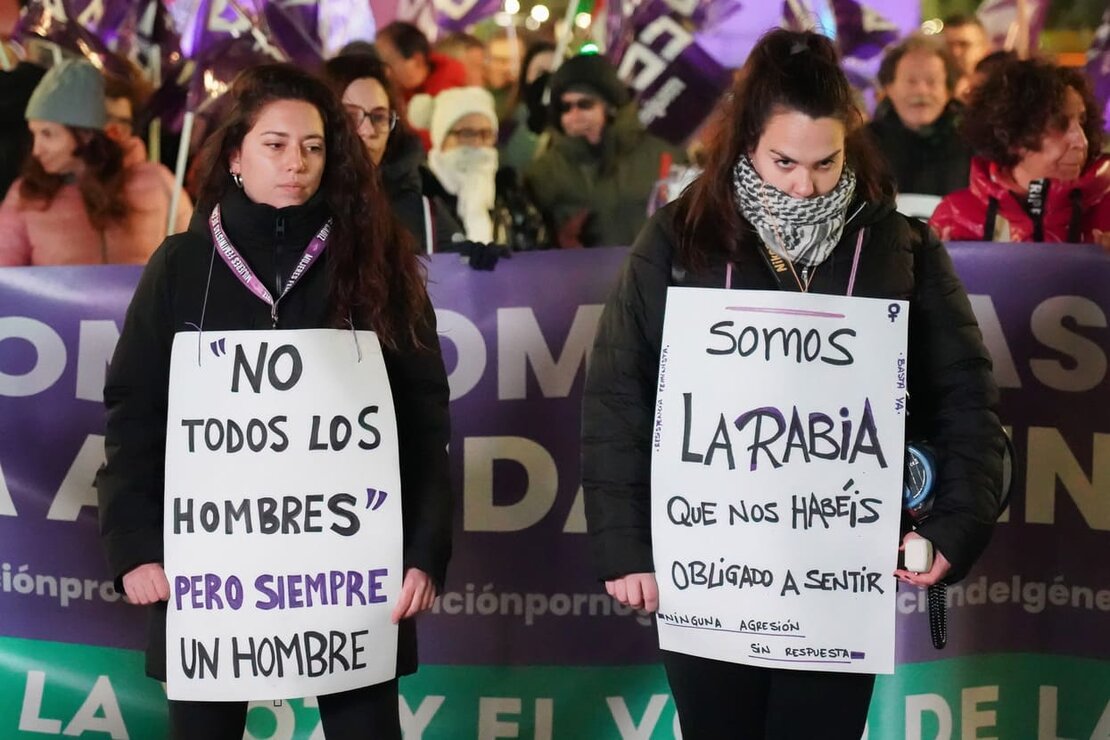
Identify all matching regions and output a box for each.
[0,160,192,266]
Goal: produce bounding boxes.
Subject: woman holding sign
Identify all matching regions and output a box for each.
[582,30,1004,738]
[96,65,451,739]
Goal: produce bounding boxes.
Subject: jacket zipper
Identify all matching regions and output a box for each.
[272,216,285,328]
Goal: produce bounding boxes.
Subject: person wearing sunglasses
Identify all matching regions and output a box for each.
[525,53,685,248]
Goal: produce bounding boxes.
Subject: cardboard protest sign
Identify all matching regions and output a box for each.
[652,288,908,674]
[163,329,402,701]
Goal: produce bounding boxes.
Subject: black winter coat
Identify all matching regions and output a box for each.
[868,100,972,197]
[582,199,1003,586]
[96,186,452,680]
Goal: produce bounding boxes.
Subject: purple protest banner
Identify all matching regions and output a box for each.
[3,243,1109,676]
[1089,8,1110,134]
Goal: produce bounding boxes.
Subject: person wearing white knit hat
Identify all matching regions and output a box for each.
[409,86,499,243]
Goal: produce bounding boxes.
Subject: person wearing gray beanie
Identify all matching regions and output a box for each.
[0,58,192,265]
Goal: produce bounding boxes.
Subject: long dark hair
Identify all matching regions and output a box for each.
[674,29,893,273]
[19,128,129,229]
[194,64,426,350]
[961,58,1105,170]
[319,53,418,164]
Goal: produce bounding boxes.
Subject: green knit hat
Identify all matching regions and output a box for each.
[25,59,107,131]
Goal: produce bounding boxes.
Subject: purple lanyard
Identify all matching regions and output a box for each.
[208,204,333,327]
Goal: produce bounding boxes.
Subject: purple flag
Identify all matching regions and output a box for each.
[175,0,282,61]
[432,0,501,33]
[1088,7,1110,134]
[607,0,737,144]
[16,0,133,78]
[67,0,133,48]
[976,0,1050,52]
[263,0,324,67]
[830,0,898,62]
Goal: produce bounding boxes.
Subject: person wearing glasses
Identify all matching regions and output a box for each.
[525,53,685,248]
[322,52,455,254]
[409,85,547,259]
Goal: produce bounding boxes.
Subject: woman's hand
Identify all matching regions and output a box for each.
[605,572,659,613]
[1093,229,1110,251]
[391,568,437,623]
[894,532,952,587]
[121,563,170,605]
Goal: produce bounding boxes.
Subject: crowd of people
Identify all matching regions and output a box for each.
[0,11,1105,737]
[1,14,1108,269]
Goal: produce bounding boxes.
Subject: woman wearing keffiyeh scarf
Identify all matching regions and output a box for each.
[582,29,1005,739]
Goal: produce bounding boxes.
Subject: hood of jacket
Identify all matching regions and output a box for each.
[379,129,425,199]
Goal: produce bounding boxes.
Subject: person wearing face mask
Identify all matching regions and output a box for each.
[582,30,1004,738]
[930,58,1110,247]
[410,85,546,256]
[95,64,451,739]
[525,53,686,248]
[0,59,192,265]
[868,35,971,198]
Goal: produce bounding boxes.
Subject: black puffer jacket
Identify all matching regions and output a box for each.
[867,100,971,197]
[96,186,452,680]
[380,129,459,254]
[582,199,1003,585]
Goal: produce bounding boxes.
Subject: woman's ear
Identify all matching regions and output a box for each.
[229,149,241,174]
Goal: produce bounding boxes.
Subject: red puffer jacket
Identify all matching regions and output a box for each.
[930,155,1110,243]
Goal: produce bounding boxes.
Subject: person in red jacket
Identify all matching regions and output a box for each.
[930,58,1110,246]
[376,21,468,150]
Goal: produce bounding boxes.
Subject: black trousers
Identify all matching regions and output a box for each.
[168,679,401,740]
[662,650,875,739]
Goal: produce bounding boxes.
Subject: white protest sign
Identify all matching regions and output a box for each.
[652,288,908,675]
[164,329,402,701]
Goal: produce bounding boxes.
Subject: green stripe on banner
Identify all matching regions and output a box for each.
[1,636,1107,738]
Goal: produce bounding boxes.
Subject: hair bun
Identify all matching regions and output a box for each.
[407,93,435,130]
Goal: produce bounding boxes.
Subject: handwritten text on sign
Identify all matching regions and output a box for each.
[652,289,908,674]
[164,330,402,700]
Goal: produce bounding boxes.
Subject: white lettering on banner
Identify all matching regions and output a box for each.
[968,295,1022,388]
[76,320,121,402]
[497,305,602,400]
[0,317,66,397]
[19,671,128,739]
[0,460,16,516]
[76,0,105,28]
[652,289,906,674]
[607,694,669,740]
[400,695,446,739]
[906,693,952,740]
[962,686,1000,739]
[1026,428,1110,530]
[477,697,553,740]
[1030,297,1108,392]
[435,309,487,401]
[464,436,557,532]
[47,434,103,521]
[164,330,402,701]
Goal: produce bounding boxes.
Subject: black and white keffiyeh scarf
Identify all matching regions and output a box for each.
[733,155,857,268]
